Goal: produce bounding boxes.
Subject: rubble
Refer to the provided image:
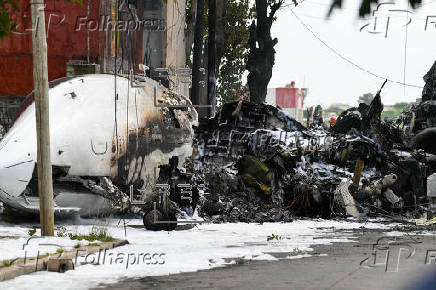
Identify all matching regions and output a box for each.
[421,60,436,102]
[182,70,436,224]
[428,173,436,214]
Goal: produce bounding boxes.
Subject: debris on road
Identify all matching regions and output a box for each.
[184,64,436,224]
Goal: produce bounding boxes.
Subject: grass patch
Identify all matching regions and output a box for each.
[289,248,307,256]
[73,243,81,249]
[267,233,283,241]
[0,236,19,239]
[56,248,65,254]
[28,253,49,261]
[68,227,114,243]
[0,260,13,269]
[38,253,49,259]
[56,226,68,237]
[28,227,36,236]
[0,208,36,224]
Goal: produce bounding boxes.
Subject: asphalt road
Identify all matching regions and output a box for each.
[95,228,436,290]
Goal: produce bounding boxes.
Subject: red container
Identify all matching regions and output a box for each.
[275,88,299,108]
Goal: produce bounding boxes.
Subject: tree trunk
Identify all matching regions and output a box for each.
[185,0,197,62]
[247,0,280,104]
[208,0,217,117]
[191,0,205,106]
[198,39,208,118]
[216,0,227,70]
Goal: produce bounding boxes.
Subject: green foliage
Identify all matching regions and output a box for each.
[381,102,411,120]
[73,243,81,249]
[56,226,68,237]
[217,0,252,105]
[56,248,65,254]
[267,233,282,241]
[393,102,410,110]
[0,0,20,41]
[68,227,114,243]
[381,110,397,120]
[163,0,177,4]
[0,260,13,269]
[66,0,82,4]
[326,101,411,121]
[358,93,374,105]
[324,108,344,117]
[28,227,36,236]
[0,207,33,224]
[186,0,258,105]
[289,248,307,256]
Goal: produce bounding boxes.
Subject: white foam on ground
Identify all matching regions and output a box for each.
[0,223,92,262]
[0,219,391,290]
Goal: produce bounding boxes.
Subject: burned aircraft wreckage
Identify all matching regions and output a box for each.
[191,63,436,224]
[0,74,198,224]
[1,61,436,229]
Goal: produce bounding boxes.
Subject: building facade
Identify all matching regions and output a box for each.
[265,87,306,123]
[0,0,188,128]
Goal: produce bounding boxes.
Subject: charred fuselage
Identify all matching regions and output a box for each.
[0,74,197,217]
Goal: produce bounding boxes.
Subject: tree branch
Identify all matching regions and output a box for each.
[268,0,284,27]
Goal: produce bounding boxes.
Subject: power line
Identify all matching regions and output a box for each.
[296,12,371,21]
[289,8,424,89]
[298,11,429,22]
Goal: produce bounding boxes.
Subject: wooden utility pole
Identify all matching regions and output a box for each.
[31,0,54,236]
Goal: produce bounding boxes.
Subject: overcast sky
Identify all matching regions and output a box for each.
[268,0,436,107]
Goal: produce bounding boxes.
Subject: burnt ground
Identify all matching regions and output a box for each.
[94,227,436,290]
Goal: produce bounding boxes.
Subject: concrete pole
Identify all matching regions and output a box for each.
[31,0,54,236]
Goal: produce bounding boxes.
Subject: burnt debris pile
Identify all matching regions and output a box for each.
[187,72,436,223]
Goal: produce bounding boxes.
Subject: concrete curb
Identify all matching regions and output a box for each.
[0,239,129,282]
